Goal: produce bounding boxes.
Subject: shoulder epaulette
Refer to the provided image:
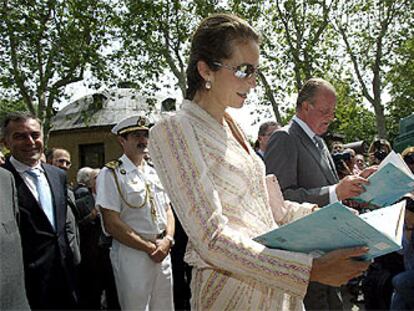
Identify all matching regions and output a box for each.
[105,159,148,210]
[105,159,122,170]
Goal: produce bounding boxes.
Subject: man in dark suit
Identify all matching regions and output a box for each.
[0,167,30,310]
[255,121,280,161]
[265,78,373,310]
[1,112,78,309]
[46,147,81,266]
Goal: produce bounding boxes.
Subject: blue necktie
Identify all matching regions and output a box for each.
[26,169,55,230]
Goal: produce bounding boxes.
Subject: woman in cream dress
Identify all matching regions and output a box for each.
[149,13,369,310]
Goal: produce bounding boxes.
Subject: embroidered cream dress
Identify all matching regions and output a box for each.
[149,100,313,310]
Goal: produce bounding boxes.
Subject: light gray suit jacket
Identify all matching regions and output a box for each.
[0,167,30,310]
[264,120,339,207]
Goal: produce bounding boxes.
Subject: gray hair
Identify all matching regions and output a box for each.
[296,78,336,110]
[1,111,41,139]
[77,167,100,188]
[258,121,280,136]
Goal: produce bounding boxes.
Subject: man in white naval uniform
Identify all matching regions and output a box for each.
[96,115,175,310]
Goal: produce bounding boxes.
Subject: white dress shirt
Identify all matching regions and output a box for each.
[10,157,51,204]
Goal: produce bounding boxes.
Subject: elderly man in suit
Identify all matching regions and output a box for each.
[0,167,30,310]
[46,147,72,171]
[46,147,81,266]
[265,78,374,310]
[1,112,78,309]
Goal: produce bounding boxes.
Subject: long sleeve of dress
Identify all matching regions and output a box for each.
[265,174,317,225]
[149,114,313,299]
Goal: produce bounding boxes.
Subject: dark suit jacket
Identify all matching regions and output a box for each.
[2,159,78,309]
[0,167,30,310]
[264,120,339,206]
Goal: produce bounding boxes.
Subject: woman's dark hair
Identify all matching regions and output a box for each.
[185,13,260,100]
[367,138,392,154]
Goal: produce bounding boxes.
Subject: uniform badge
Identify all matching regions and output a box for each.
[137,116,147,127]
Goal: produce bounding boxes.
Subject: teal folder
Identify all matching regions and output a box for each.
[254,201,405,260]
[353,151,414,207]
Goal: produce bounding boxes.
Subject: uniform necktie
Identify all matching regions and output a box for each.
[26,169,55,229]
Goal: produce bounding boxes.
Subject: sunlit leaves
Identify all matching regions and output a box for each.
[0,0,115,137]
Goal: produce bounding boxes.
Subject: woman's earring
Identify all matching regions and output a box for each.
[205,80,212,90]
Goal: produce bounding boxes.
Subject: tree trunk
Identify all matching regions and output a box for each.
[372,97,387,139]
[258,71,282,124]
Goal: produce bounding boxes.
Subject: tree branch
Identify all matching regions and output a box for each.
[36,2,55,110]
[275,0,302,88]
[335,22,374,104]
[51,66,84,90]
[157,8,186,95]
[258,71,282,123]
[3,2,35,114]
[309,0,335,47]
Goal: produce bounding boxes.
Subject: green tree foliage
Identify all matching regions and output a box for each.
[1,0,412,146]
[0,99,28,124]
[0,0,114,139]
[329,80,377,143]
[264,0,338,90]
[229,2,286,122]
[113,0,220,98]
[232,0,346,124]
[333,0,413,139]
[386,35,414,143]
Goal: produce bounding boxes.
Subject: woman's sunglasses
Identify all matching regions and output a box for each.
[213,62,258,79]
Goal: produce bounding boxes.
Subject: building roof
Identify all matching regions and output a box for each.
[51,88,164,132]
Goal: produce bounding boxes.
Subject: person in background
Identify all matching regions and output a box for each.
[47,147,81,266]
[0,167,30,310]
[149,13,370,310]
[367,138,392,165]
[353,154,366,174]
[331,148,356,180]
[46,147,72,171]
[343,148,356,173]
[331,141,344,154]
[96,115,175,310]
[390,146,414,310]
[255,121,280,160]
[74,167,100,222]
[361,142,405,310]
[1,112,78,309]
[402,146,414,173]
[75,167,120,310]
[143,147,154,167]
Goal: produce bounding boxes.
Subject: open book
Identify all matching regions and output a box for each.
[254,201,406,260]
[353,151,414,207]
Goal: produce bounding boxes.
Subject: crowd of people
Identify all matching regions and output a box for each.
[1,13,414,311]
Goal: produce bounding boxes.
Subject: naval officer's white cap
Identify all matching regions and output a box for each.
[111,115,152,135]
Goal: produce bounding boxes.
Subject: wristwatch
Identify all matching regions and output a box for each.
[165,235,175,247]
